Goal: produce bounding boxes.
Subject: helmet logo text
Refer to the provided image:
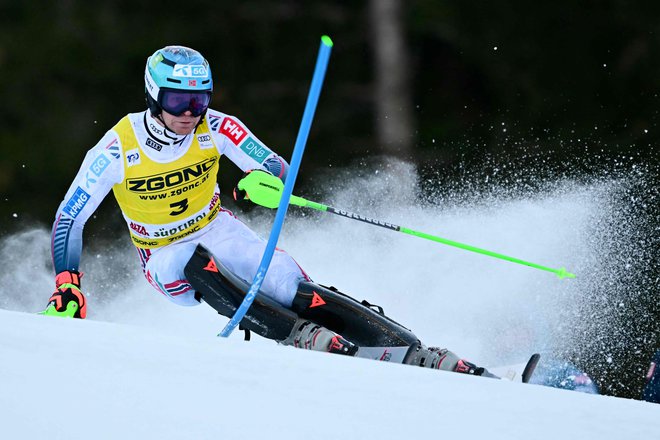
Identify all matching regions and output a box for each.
[173,64,208,78]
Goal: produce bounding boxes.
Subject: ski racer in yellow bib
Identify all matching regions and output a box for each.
[41,45,502,380]
[111,115,221,249]
[45,46,301,313]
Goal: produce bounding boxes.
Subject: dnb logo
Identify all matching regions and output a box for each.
[239,137,269,164]
[126,157,217,193]
[63,187,90,218]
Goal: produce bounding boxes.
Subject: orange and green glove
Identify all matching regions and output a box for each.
[40,270,87,319]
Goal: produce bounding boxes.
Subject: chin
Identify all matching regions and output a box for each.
[174,123,196,135]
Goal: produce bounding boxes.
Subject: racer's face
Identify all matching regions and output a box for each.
[160,109,201,135]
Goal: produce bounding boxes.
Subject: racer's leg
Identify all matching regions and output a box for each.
[142,240,199,306]
[141,208,306,307]
[183,243,356,355]
[194,209,306,307]
[290,281,497,376]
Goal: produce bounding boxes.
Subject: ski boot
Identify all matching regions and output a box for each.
[405,344,497,377]
[282,319,358,356]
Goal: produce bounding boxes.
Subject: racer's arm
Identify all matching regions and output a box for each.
[207,111,289,180]
[51,131,124,274]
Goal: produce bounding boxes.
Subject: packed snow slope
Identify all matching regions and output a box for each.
[1,157,656,438]
[1,308,658,440]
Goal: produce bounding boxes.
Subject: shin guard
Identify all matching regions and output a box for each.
[184,244,299,341]
[289,282,422,362]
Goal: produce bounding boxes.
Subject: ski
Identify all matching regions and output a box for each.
[522,353,541,384]
[490,353,541,383]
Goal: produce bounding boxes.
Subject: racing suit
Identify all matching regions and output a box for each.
[51,109,306,307]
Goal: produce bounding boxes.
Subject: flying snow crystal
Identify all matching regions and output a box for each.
[0,154,655,396]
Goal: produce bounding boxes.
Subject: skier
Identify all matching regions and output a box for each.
[42,45,495,377]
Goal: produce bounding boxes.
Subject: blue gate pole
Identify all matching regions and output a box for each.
[219,36,334,337]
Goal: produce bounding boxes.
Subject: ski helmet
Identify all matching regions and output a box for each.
[145,45,213,117]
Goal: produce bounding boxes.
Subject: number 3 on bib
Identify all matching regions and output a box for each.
[170,199,189,215]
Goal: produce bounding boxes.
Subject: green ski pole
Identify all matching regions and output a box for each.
[237,170,576,279]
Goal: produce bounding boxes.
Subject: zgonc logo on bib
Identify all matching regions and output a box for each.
[126,157,217,193]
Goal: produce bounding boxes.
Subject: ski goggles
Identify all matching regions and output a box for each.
[159,90,212,117]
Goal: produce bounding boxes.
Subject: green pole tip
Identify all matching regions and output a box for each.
[556,267,576,279]
[321,35,333,47]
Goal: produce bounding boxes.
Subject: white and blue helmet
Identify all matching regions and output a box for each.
[145,45,213,117]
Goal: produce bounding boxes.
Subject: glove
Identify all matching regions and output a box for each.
[41,270,87,319]
[233,169,274,202]
[55,270,83,289]
[233,169,285,209]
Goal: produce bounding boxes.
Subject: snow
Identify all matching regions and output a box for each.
[1,309,658,440]
[1,160,657,438]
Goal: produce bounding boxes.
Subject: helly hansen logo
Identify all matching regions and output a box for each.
[219,117,247,145]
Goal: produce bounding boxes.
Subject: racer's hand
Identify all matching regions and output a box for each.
[55,270,83,290]
[233,169,273,202]
[40,270,87,319]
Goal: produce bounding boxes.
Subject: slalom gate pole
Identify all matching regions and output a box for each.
[236,170,577,280]
[218,36,334,337]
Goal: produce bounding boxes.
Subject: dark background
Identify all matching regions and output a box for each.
[0,1,657,399]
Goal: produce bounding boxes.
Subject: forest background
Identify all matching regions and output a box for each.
[0,1,657,399]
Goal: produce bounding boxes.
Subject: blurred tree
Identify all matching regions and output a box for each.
[368,0,415,159]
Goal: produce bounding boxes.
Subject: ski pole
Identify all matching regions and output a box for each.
[218,35,334,337]
[236,170,576,280]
